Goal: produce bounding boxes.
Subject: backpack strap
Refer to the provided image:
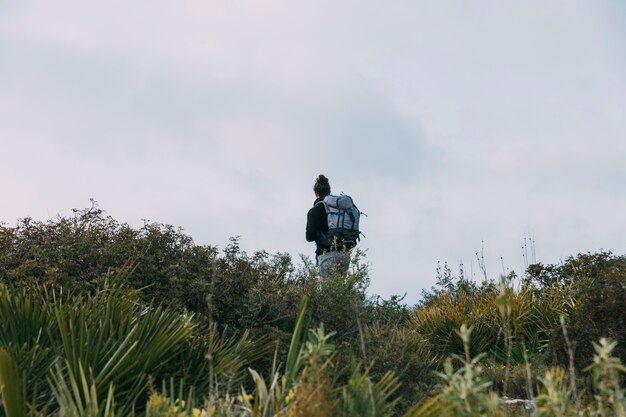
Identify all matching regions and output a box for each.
[316,195,333,208]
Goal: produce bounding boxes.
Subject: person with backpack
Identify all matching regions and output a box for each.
[306,174,360,277]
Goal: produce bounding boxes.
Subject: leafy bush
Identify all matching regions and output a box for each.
[305,250,370,344]
[528,252,626,367]
[362,323,437,409]
[0,204,215,316]
[0,205,372,348]
[483,360,549,400]
[2,204,626,416]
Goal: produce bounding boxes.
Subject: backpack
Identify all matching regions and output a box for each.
[316,194,362,250]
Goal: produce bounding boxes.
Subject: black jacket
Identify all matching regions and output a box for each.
[306,196,329,256]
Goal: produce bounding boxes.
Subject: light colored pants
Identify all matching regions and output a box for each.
[317,250,350,278]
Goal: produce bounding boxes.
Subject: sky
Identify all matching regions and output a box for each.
[1,0,625,303]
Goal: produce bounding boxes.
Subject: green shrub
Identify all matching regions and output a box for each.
[305,251,370,344]
[483,360,549,400]
[3,204,625,416]
[0,204,215,317]
[529,252,626,368]
[410,276,569,367]
[362,323,437,409]
[410,289,498,359]
[405,325,504,417]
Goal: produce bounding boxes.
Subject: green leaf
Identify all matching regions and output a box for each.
[0,349,26,417]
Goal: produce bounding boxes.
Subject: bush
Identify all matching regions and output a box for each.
[363,323,437,409]
[0,204,304,340]
[483,360,550,400]
[410,281,568,363]
[0,204,414,406]
[528,252,626,368]
[3,204,625,415]
[0,203,215,317]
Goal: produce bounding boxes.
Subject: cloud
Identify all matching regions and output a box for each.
[1,0,626,303]
[591,0,626,78]
[314,79,434,182]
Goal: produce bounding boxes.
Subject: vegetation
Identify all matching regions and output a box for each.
[0,205,625,416]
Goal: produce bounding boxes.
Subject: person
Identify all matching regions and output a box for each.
[306,174,350,277]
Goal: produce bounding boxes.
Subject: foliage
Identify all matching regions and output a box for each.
[410,279,568,362]
[2,205,626,416]
[362,323,436,408]
[0,349,26,417]
[0,203,214,317]
[339,368,399,417]
[143,307,400,417]
[583,338,626,417]
[411,288,499,358]
[0,205,375,356]
[49,361,117,417]
[406,330,626,417]
[0,279,270,417]
[528,252,626,367]
[404,325,503,417]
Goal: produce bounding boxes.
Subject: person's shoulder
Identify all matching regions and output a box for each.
[314,198,328,212]
[307,198,322,212]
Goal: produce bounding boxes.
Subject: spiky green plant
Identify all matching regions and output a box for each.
[45,284,194,415]
[236,297,329,417]
[0,277,276,416]
[410,290,499,358]
[174,324,273,397]
[0,284,57,409]
[48,361,116,417]
[411,280,569,365]
[0,348,26,417]
[339,368,399,417]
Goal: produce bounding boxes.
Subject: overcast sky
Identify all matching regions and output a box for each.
[1,0,625,303]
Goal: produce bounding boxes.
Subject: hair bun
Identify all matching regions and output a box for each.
[316,174,329,185]
[313,174,331,196]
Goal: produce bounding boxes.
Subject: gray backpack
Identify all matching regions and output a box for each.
[316,194,362,250]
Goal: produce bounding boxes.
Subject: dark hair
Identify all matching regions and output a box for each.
[313,174,331,196]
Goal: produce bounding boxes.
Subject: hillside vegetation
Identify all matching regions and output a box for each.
[0,205,624,416]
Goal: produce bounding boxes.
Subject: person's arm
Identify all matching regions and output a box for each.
[306,206,319,242]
